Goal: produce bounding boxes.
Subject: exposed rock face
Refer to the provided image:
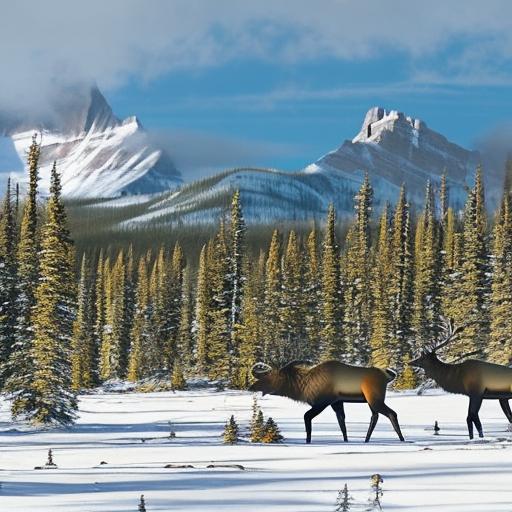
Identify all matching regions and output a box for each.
[1,86,181,197]
[306,106,481,209]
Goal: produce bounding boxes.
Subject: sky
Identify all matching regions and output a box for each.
[1,1,512,178]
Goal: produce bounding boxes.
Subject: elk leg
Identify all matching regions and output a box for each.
[467,396,484,439]
[371,402,405,442]
[304,404,328,444]
[331,401,348,442]
[365,406,379,443]
[499,398,512,423]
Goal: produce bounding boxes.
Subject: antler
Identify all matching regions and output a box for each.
[432,316,465,352]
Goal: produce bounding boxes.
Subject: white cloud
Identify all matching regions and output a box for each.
[1,0,512,115]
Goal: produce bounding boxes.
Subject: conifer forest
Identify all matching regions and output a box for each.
[1,137,512,427]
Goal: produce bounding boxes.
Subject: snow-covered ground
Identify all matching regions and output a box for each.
[1,389,511,511]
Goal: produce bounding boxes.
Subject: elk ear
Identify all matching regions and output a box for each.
[251,362,272,378]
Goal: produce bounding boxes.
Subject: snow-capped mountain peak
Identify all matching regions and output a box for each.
[1,86,181,198]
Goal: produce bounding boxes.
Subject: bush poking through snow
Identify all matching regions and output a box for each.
[368,474,383,510]
[335,484,353,511]
[138,494,147,512]
[223,415,239,444]
[261,417,283,443]
[171,362,187,391]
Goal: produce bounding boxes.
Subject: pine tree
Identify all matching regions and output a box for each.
[30,163,77,425]
[280,230,306,360]
[320,205,343,360]
[5,135,40,417]
[71,254,96,390]
[250,397,265,442]
[262,416,283,443]
[393,353,417,390]
[128,255,150,381]
[370,204,393,367]
[223,415,239,444]
[488,191,512,364]
[176,266,193,371]
[0,178,18,385]
[207,223,231,380]
[412,181,441,349]
[138,495,147,512]
[447,168,489,355]
[343,174,373,363]
[235,260,263,388]
[304,227,321,359]
[389,186,414,368]
[94,250,106,381]
[263,229,281,362]
[171,360,187,390]
[335,484,353,512]
[194,245,210,374]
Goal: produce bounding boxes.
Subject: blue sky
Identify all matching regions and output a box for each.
[2,1,512,178]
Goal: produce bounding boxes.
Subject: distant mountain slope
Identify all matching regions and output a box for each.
[0,86,181,197]
[107,107,484,227]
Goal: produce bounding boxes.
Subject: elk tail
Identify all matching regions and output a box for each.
[383,368,397,383]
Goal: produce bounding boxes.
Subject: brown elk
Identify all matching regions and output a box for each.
[410,318,512,439]
[249,360,404,443]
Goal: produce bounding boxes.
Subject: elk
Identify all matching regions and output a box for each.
[249,360,404,443]
[410,317,512,439]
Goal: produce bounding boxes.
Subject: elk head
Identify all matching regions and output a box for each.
[410,317,465,370]
[248,360,312,396]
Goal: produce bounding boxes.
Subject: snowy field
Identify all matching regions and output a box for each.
[1,389,512,511]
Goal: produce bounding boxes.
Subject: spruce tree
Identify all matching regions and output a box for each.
[263,229,281,362]
[343,174,373,363]
[304,227,321,359]
[223,415,239,444]
[30,163,77,425]
[176,266,193,372]
[389,186,414,368]
[488,192,512,364]
[195,245,210,374]
[412,181,441,349]
[171,360,187,390]
[0,178,18,385]
[262,417,283,443]
[94,250,106,381]
[128,255,150,381]
[250,396,265,442]
[5,135,40,417]
[280,230,306,360]
[370,204,393,367]
[320,205,343,360]
[71,254,96,390]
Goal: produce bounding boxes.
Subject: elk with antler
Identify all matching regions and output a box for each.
[249,359,404,443]
[411,317,512,439]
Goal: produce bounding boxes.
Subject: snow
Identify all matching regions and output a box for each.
[1,389,511,511]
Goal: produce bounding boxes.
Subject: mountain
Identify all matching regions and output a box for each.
[0,86,181,197]
[106,107,483,227]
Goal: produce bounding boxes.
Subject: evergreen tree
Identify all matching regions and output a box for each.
[263,230,281,362]
[30,163,77,425]
[280,230,306,360]
[71,254,96,389]
[194,245,210,374]
[389,186,414,368]
[176,266,193,371]
[448,168,489,355]
[304,227,321,359]
[335,484,353,512]
[94,250,106,381]
[262,416,283,443]
[393,353,417,390]
[250,397,265,442]
[320,205,343,360]
[223,415,239,444]
[207,223,231,380]
[128,255,150,381]
[138,495,147,512]
[0,178,18,385]
[5,135,40,417]
[171,360,187,390]
[412,181,441,349]
[370,204,393,367]
[488,191,512,364]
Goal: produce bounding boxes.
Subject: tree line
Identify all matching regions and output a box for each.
[1,136,512,425]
